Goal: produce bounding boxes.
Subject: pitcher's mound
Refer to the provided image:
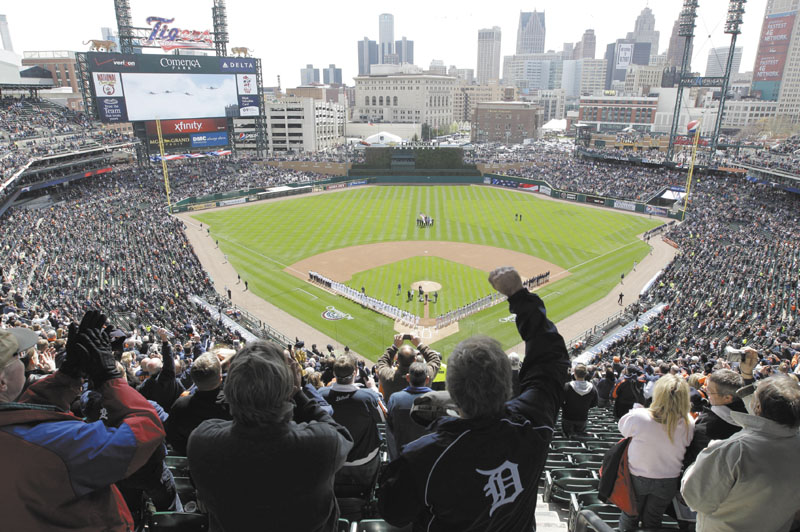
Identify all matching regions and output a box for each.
[410,280,442,292]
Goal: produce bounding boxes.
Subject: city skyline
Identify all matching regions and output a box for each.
[2,0,770,88]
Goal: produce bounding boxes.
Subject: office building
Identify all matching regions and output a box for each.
[666,18,692,68]
[627,7,660,54]
[323,64,342,85]
[358,38,379,76]
[449,66,475,84]
[21,51,79,92]
[705,46,742,77]
[516,11,546,54]
[0,14,13,52]
[300,64,320,85]
[573,29,596,60]
[503,52,564,90]
[428,60,447,75]
[395,37,414,64]
[604,40,652,89]
[250,98,344,154]
[472,101,543,143]
[578,95,658,132]
[624,65,664,96]
[752,0,800,114]
[522,88,565,121]
[353,73,456,130]
[453,81,515,122]
[379,13,394,63]
[477,26,502,84]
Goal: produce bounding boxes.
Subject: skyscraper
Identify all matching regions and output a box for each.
[395,37,414,64]
[477,26,502,84]
[516,11,546,54]
[0,14,13,52]
[753,0,800,111]
[604,40,652,89]
[705,46,743,77]
[573,29,596,60]
[323,64,343,85]
[666,18,692,68]
[357,37,379,75]
[627,7,660,55]
[300,64,320,85]
[379,13,394,64]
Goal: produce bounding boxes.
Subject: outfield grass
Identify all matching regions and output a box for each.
[194,186,660,360]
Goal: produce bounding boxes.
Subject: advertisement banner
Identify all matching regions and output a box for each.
[98,97,128,122]
[347,180,368,187]
[238,95,260,117]
[93,72,124,97]
[519,184,539,193]
[237,74,257,96]
[147,135,191,149]
[614,200,637,212]
[645,205,668,216]
[219,197,246,207]
[220,57,256,73]
[483,177,492,184]
[325,183,348,190]
[235,132,258,142]
[190,132,228,148]
[146,118,227,136]
[491,178,519,188]
[586,195,605,205]
[753,13,795,84]
[539,185,552,196]
[616,43,633,69]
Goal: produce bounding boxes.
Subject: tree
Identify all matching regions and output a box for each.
[421,123,431,142]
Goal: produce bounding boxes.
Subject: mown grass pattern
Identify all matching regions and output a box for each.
[194,186,660,360]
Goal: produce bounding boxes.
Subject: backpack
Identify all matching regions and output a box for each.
[598,437,637,516]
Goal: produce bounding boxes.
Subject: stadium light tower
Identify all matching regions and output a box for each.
[710,0,746,153]
[667,0,699,162]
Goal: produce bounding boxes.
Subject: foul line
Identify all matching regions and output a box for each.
[295,288,319,300]
[211,234,305,275]
[550,240,641,282]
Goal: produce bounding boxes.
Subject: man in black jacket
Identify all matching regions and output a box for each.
[562,363,598,437]
[378,266,569,532]
[165,352,231,456]
[683,368,746,466]
[188,342,353,532]
[137,328,184,413]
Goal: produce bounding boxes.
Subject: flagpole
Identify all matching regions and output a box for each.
[681,122,701,222]
[155,118,172,211]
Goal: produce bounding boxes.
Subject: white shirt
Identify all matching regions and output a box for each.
[619,407,694,479]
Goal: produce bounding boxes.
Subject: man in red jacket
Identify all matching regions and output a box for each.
[0,312,166,531]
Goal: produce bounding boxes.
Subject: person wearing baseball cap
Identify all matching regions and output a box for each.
[0,311,166,531]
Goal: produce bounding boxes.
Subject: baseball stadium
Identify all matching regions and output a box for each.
[2,1,800,531]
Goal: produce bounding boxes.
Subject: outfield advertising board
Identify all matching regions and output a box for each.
[614,200,637,212]
[87,52,260,122]
[539,185,552,196]
[586,195,605,205]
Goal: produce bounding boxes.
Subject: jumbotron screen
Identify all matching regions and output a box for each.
[87,52,260,123]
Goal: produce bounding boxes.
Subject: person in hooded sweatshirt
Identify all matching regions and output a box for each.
[562,363,598,437]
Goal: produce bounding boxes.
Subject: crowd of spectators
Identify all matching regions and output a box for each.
[2,98,800,529]
[583,173,799,373]
[468,142,687,201]
[727,135,800,176]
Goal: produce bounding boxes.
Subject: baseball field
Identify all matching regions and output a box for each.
[193,185,661,360]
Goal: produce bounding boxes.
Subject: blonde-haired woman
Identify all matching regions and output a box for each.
[618,374,695,531]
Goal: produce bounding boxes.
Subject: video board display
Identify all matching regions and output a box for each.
[752,11,797,101]
[87,52,260,123]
